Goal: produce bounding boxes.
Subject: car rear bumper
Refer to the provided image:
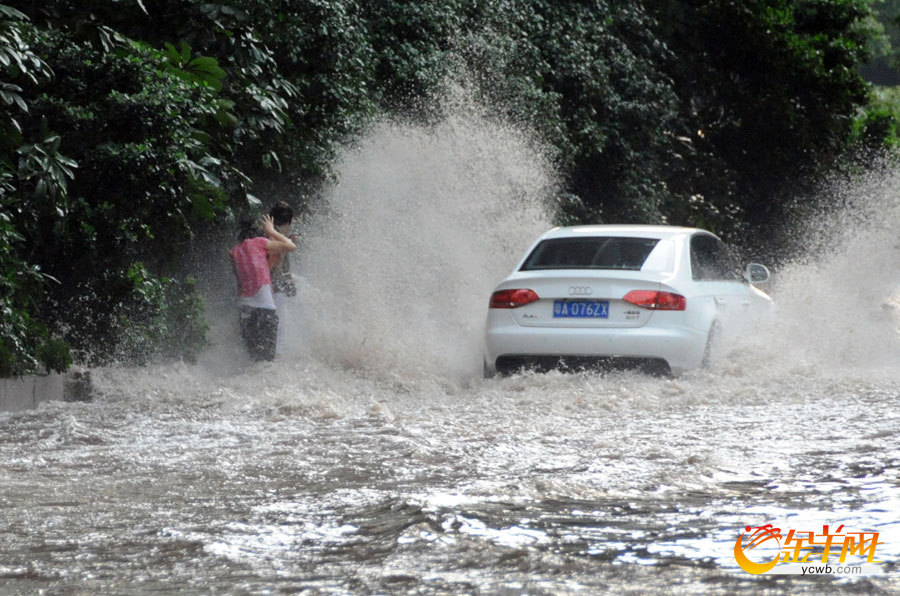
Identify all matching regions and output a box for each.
[493,354,671,376]
[484,312,706,375]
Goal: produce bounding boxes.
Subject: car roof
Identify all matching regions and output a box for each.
[539,224,712,241]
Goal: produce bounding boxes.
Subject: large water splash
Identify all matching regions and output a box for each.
[21,99,900,596]
[181,80,900,399]
[287,90,557,381]
[720,164,900,379]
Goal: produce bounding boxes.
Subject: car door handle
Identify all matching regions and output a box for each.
[714,296,728,306]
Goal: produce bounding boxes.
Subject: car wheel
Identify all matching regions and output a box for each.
[701,321,721,369]
[483,358,497,379]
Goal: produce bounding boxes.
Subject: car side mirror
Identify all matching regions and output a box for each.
[745,263,770,284]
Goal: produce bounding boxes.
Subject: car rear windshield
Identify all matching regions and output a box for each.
[520,237,661,271]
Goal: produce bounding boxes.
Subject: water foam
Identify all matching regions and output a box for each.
[11,119,900,596]
[719,164,900,379]
[131,87,900,414]
[287,90,556,382]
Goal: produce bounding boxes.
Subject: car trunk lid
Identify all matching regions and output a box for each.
[501,273,663,328]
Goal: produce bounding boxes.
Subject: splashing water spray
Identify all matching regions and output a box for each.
[722,163,900,379]
[288,86,557,382]
[193,80,899,392]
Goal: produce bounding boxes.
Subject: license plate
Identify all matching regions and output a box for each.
[553,300,609,318]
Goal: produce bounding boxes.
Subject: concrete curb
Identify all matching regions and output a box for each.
[0,369,93,412]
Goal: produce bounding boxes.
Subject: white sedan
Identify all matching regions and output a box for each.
[483,225,772,376]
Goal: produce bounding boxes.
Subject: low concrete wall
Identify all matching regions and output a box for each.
[0,376,37,411]
[0,370,91,412]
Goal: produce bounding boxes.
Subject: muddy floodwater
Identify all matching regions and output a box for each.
[3,106,900,594]
[2,357,900,594]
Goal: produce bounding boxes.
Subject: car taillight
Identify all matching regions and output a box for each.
[623,290,686,311]
[489,289,539,309]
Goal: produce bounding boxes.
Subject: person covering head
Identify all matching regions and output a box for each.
[237,216,264,242]
[267,201,298,357]
[230,214,296,361]
[269,201,294,228]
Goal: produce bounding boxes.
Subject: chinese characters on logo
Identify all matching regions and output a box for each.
[734,524,882,575]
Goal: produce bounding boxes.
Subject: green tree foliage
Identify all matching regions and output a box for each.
[855,1,900,157]
[458,1,683,224]
[0,199,71,376]
[355,0,877,233]
[0,5,71,375]
[363,0,468,111]
[0,0,888,373]
[854,85,900,152]
[237,0,377,183]
[3,6,226,366]
[649,0,873,232]
[860,0,900,83]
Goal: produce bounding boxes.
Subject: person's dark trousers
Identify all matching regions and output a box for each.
[240,306,278,361]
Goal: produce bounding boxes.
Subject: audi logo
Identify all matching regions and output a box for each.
[568,286,593,296]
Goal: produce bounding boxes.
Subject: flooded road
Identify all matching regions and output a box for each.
[2,359,899,594]
[2,103,900,594]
